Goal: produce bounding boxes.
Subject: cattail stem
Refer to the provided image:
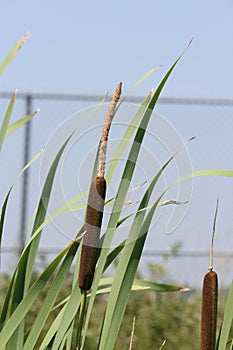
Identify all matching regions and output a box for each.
[201,199,219,350]
[79,83,122,291]
[76,291,87,349]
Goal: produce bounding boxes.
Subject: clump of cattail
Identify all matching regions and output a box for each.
[78,82,122,291]
[200,199,219,350]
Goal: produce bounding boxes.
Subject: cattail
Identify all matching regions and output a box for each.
[79,82,122,291]
[78,176,106,290]
[200,199,219,350]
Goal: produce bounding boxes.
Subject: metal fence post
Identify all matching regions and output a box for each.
[19,94,32,255]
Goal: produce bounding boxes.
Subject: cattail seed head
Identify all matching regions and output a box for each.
[201,269,218,350]
[79,176,106,291]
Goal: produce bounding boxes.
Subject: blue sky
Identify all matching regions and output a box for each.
[0,1,232,97]
[0,1,233,287]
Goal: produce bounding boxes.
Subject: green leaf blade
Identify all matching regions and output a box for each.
[0,91,17,151]
[0,33,30,76]
[6,109,39,138]
[23,242,79,350]
[217,280,233,349]
[0,246,70,347]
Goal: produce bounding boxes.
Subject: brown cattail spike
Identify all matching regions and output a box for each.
[79,177,106,290]
[200,199,219,350]
[201,270,218,350]
[79,83,122,291]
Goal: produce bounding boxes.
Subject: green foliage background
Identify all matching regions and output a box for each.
[0,272,201,349]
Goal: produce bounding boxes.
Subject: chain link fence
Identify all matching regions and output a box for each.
[1,92,233,287]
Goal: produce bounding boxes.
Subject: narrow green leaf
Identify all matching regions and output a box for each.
[98,194,164,350]
[0,188,12,248]
[6,109,39,137]
[64,325,73,350]
[47,244,83,349]
[132,279,188,292]
[6,132,74,347]
[51,283,81,350]
[38,307,66,350]
[18,147,44,177]
[124,67,160,97]
[0,188,14,332]
[24,131,75,292]
[97,143,183,349]
[176,169,233,184]
[0,91,17,151]
[23,242,79,350]
[106,90,152,184]
[148,39,192,111]
[98,160,169,349]
[0,33,30,76]
[46,241,83,308]
[0,271,16,331]
[96,277,186,293]
[159,339,167,350]
[0,148,43,251]
[217,280,233,349]
[75,291,88,349]
[102,187,182,273]
[103,241,125,272]
[0,245,71,347]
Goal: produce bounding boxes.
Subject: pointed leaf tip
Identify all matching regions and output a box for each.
[188,37,194,46]
[159,339,167,350]
[179,287,190,292]
[25,31,31,38]
[153,65,162,72]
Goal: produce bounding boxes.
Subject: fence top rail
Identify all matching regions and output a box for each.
[0,91,233,106]
[1,246,233,258]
